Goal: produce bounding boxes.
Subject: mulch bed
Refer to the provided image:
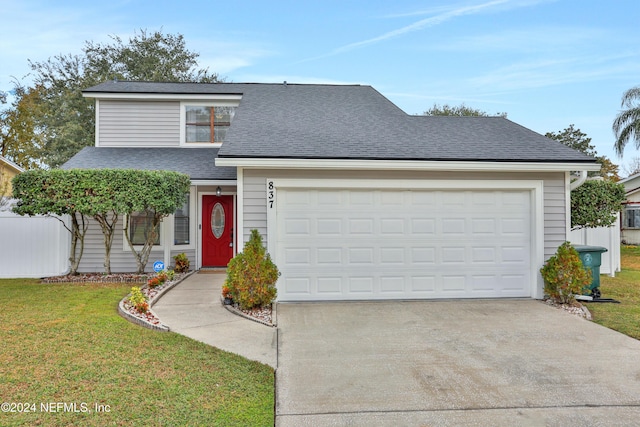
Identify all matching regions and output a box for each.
[42,273,149,284]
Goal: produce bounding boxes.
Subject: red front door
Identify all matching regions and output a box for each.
[202,195,234,267]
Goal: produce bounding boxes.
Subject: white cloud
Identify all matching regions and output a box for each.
[192,39,276,75]
[468,52,640,92]
[299,0,552,63]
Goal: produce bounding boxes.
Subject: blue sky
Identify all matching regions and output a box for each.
[1,0,639,173]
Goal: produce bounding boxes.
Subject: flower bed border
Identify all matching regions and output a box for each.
[117,271,196,332]
[221,298,276,327]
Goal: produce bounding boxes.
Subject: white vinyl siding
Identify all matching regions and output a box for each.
[74,216,196,274]
[97,100,180,147]
[543,176,567,259]
[242,176,268,245]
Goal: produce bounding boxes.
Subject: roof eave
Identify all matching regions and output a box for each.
[215,157,600,172]
[82,92,243,101]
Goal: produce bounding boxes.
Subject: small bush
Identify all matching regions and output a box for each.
[174,253,190,273]
[221,285,232,300]
[147,277,161,288]
[129,286,149,313]
[225,229,280,310]
[540,242,592,304]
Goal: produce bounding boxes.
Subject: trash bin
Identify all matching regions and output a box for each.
[572,245,608,298]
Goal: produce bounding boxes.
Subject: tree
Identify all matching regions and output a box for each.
[121,170,191,273]
[622,156,640,177]
[0,82,45,170]
[545,125,619,181]
[570,180,625,230]
[12,169,90,275]
[12,168,190,275]
[6,29,221,168]
[613,86,640,157]
[423,103,507,117]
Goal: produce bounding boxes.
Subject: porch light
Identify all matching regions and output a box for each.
[216,186,222,197]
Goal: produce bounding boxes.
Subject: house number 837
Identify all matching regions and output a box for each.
[268,181,274,208]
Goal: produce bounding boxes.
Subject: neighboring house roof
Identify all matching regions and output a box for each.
[619,173,640,197]
[61,147,236,181]
[83,81,597,164]
[0,155,25,174]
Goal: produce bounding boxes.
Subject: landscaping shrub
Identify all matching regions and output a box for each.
[147,270,172,288]
[225,229,280,310]
[129,286,149,313]
[174,252,190,273]
[540,241,592,304]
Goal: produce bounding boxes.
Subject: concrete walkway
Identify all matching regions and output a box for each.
[152,271,277,368]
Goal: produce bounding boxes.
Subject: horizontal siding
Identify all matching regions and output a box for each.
[242,175,267,244]
[76,217,195,273]
[542,175,566,260]
[98,100,180,147]
[243,169,567,261]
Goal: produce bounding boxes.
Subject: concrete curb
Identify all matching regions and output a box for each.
[118,270,196,332]
[221,298,277,328]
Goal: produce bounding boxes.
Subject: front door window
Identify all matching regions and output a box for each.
[212,202,225,239]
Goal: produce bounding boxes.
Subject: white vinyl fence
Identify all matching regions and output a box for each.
[0,209,70,278]
[569,216,621,277]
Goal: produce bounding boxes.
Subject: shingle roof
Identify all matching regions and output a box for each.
[82,81,596,164]
[61,147,235,181]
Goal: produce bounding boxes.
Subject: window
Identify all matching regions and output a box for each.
[624,207,640,229]
[129,211,160,245]
[185,106,235,143]
[174,195,190,245]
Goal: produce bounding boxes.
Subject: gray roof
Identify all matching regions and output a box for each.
[83,81,596,164]
[61,147,236,181]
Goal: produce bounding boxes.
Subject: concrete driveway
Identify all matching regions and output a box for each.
[275,300,640,426]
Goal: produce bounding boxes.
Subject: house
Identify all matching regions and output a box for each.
[62,81,599,301]
[0,154,24,201]
[619,172,640,244]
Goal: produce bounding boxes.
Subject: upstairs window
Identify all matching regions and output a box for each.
[185,106,235,144]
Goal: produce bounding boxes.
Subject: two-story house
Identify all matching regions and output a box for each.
[62,81,598,302]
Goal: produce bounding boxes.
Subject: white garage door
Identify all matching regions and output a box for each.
[275,188,532,301]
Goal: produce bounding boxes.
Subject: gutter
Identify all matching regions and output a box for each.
[570,170,588,190]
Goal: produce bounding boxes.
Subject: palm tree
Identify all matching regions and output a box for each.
[613,86,640,157]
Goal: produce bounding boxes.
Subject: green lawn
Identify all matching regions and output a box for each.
[589,245,640,340]
[0,279,274,426]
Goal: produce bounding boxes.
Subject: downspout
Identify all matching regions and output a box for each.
[570,170,588,190]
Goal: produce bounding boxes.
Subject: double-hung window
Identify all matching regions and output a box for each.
[174,194,190,245]
[185,105,236,144]
[129,211,160,246]
[624,207,640,229]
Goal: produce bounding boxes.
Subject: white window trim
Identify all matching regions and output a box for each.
[171,187,197,250]
[122,213,165,251]
[179,101,240,147]
[121,187,197,251]
[623,205,640,229]
[265,178,545,300]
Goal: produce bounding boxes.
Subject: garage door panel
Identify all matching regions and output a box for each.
[276,188,532,301]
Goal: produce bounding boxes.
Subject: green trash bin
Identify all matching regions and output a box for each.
[572,245,608,298]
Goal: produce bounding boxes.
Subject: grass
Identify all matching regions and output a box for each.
[0,279,274,426]
[588,245,640,340]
